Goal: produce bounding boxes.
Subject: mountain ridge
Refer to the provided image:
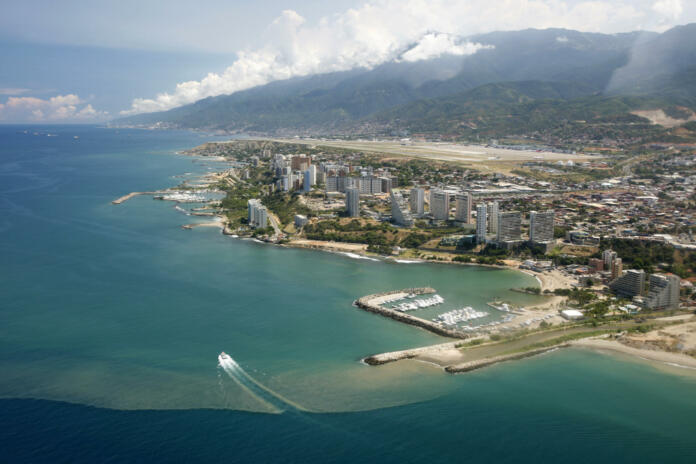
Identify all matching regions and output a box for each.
[113,25,696,140]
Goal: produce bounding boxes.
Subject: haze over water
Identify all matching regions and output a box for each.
[1,126,695,462]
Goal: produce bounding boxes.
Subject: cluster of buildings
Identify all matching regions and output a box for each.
[271,154,318,193]
[584,249,682,310]
[609,269,681,310]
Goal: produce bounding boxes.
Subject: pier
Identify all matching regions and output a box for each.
[111,191,157,204]
[354,288,470,339]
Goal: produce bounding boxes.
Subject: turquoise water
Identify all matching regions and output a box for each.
[1,125,695,462]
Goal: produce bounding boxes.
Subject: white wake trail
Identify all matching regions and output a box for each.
[218,353,308,413]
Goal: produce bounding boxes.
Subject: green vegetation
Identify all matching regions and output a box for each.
[220,184,265,227]
[598,238,696,277]
[304,220,397,248]
[400,233,430,248]
[262,192,311,225]
[372,85,674,144]
[501,329,615,355]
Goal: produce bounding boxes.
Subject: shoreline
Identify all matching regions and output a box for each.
[114,146,696,382]
[570,338,696,370]
[363,314,696,376]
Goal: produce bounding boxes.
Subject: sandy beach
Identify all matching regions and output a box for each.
[572,338,696,369]
[286,239,368,253]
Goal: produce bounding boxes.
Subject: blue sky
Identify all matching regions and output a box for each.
[1,0,695,122]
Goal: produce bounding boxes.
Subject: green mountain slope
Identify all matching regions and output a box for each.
[113,25,695,140]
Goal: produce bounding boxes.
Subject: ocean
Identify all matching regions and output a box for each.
[1,125,695,462]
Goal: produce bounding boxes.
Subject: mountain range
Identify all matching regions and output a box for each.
[114,24,696,140]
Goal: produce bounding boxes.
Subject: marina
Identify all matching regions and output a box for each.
[392,294,444,312]
[433,307,488,327]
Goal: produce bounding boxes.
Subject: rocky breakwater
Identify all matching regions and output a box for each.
[355,288,470,341]
[444,344,569,373]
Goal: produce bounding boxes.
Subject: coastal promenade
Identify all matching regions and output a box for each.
[355,288,470,339]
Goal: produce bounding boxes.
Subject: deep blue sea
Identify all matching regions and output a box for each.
[1,125,695,463]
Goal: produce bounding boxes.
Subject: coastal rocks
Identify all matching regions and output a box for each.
[363,341,461,366]
[444,345,569,373]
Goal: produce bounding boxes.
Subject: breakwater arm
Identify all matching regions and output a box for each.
[112,191,157,204]
[354,288,470,339]
[444,345,568,373]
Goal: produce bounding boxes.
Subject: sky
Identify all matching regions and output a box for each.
[1,0,695,123]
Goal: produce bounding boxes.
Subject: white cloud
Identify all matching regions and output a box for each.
[0,94,108,122]
[556,36,570,43]
[0,88,30,95]
[653,0,683,21]
[399,33,492,62]
[121,0,690,116]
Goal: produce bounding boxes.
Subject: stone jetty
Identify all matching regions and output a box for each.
[444,344,568,373]
[354,288,470,339]
[111,191,157,204]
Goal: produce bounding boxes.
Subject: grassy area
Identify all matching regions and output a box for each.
[499,329,614,355]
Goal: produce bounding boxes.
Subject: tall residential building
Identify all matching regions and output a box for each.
[410,188,425,216]
[307,165,317,185]
[303,170,312,193]
[291,155,311,171]
[380,176,393,194]
[455,192,473,223]
[431,190,450,221]
[488,201,499,234]
[280,173,294,192]
[611,258,623,281]
[603,249,618,271]
[247,199,268,229]
[529,210,555,243]
[325,175,382,194]
[609,269,645,298]
[391,191,414,227]
[644,274,680,310]
[345,188,360,217]
[497,211,522,242]
[476,203,487,244]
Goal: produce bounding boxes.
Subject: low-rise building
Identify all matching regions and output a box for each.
[294,214,308,228]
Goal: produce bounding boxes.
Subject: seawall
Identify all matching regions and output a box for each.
[444,344,568,373]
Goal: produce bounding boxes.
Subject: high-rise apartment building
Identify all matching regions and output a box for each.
[345,188,360,217]
[391,191,414,227]
[476,203,487,244]
[431,190,450,221]
[529,210,555,243]
[488,201,499,234]
[609,269,645,298]
[409,188,425,216]
[455,192,473,223]
[644,274,680,310]
[497,211,522,242]
[247,199,268,229]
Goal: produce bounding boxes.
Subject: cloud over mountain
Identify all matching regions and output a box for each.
[122,0,691,116]
[0,94,108,122]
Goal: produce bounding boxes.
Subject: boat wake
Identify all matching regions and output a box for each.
[217,352,307,413]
